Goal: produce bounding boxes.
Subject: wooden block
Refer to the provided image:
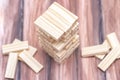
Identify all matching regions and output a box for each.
[34,16,64,40]
[98,46,120,71]
[95,40,111,59]
[2,41,29,54]
[13,39,37,56]
[53,2,78,20]
[49,2,78,24]
[48,5,78,33]
[5,53,18,79]
[82,44,109,57]
[106,32,120,58]
[107,32,120,48]
[19,50,43,73]
[42,10,69,32]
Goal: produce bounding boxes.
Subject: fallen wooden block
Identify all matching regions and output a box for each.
[2,41,29,55]
[82,40,110,57]
[98,46,120,71]
[5,53,18,79]
[107,32,120,48]
[13,39,37,56]
[19,50,43,73]
[95,40,111,59]
[106,32,120,58]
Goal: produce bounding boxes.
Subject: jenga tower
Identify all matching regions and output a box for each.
[34,2,79,63]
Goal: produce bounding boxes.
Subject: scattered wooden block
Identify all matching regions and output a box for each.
[98,46,120,71]
[106,32,120,58]
[19,50,43,73]
[95,40,111,59]
[82,41,110,57]
[2,41,29,55]
[13,39,37,56]
[5,53,18,79]
[107,32,120,48]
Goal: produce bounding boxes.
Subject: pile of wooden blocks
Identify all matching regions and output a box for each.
[2,39,43,79]
[82,32,120,71]
[34,2,79,63]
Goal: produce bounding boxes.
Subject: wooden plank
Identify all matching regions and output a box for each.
[49,4,77,28]
[106,32,120,59]
[107,32,120,48]
[98,46,120,71]
[49,2,78,23]
[34,16,64,40]
[5,53,18,79]
[2,41,29,54]
[82,44,109,57]
[19,50,43,73]
[53,2,78,20]
[13,39,37,56]
[95,40,111,59]
[42,10,69,32]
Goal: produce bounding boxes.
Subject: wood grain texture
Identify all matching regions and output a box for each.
[0,0,120,80]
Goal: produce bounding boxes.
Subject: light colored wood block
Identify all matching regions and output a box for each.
[98,46,120,71]
[48,4,78,33]
[19,50,43,73]
[5,53,18,79]
[107,32,120,48]
[49,2,78,24]
[82,44,109,57]
[34,16,64,40]
[2,41,28,54]
[106,32,120,58]
[95,40,111,59]
[53,2,78,20]
[42,10,69,32]
[13,39,37,56]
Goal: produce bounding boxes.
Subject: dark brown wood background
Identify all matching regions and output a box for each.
[0,0,120,80]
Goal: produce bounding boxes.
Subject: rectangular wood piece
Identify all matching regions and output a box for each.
[19,50,43,73]
[2,41,29,54]
[107,32,120,58]
[5,53,18,79]
[82,43,109,57]
[98,46,120,71]
[95,40,111,59]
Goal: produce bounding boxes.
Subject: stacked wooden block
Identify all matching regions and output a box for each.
[82,32,120,71]
[2,39,43,79]
[34,2,79,63]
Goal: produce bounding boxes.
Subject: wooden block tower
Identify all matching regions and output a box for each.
[34,2,79,63]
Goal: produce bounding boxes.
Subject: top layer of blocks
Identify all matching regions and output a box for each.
[34,2,78,40]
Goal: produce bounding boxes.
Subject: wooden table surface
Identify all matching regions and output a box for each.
[0,0,120,80]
